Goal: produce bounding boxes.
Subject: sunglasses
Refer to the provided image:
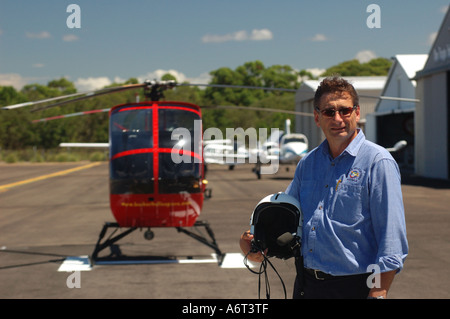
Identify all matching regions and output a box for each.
[315,105,357,118]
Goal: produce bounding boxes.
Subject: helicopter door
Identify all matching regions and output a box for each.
[109,105,154,194]
[157,107,202,194]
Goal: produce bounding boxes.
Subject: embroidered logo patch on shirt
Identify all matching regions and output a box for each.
[348,168,362,182]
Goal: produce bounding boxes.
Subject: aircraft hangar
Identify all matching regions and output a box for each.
[366,54,427,172]
[414,7,450,180]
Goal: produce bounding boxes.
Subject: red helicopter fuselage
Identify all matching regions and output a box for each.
[108,101,205,228]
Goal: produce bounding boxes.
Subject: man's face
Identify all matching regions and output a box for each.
[314,91,360,148]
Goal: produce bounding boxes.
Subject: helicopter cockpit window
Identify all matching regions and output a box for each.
[158,108,200,151]
[110,107,153,156]
[158,108,202,194]
[110,107,154,194]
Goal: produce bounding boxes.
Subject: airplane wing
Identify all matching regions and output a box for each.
[203,140,250,166]
[59,143,110,148]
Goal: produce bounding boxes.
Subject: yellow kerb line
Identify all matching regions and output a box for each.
[0,162,102,192]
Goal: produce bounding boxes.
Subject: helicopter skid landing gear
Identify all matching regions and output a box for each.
[176,220,224,266]
[91,221,224,266]
[91,222,137,262]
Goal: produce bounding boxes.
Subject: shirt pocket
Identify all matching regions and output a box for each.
[331,182,365,225]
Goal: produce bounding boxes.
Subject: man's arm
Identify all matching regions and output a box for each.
[368,270,396,298]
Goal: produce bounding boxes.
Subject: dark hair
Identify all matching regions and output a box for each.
[313,75,359,109]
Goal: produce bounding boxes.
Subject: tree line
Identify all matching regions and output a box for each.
[0,58,391,151]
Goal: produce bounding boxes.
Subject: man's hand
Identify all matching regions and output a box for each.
[239,230,266,263]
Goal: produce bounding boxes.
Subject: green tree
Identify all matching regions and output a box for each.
[161,73,177,82]
[0,86,34,149]
[48,78,77,94]
[0,86,27,107]
[202,61,299,132]
[321,58,392,77]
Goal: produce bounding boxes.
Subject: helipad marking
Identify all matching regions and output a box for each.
[57,253,255,271]
[220,253,256,268]
[57,256,92,272]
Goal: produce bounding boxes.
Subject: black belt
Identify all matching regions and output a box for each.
[303,268,339,280]
[303,268,369,281]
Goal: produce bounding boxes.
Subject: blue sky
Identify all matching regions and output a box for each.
[0,0,448,91]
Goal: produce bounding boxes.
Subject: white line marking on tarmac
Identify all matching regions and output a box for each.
[57,256,92,272]
[57,253,256,271]
[220,253,256,268]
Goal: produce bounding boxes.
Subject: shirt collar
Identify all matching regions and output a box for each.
[320,128,366,158]
[345,129,365,156]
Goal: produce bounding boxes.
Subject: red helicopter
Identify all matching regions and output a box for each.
[101,99,217,262]
[3,80,226,264]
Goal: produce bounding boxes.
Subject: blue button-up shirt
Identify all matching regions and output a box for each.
[285,130,408,276]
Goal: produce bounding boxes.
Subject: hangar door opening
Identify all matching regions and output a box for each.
[376,112,414,171]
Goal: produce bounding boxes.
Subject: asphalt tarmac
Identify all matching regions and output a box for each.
[0,161,449,300]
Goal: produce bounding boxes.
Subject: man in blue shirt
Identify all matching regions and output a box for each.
[240,76,408,299]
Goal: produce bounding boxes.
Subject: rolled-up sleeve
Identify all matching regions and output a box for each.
[369,158,409,273]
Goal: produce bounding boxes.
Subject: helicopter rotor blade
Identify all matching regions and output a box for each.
[201,105,314,117]
[2,79,420,113]
[179,83,419,102]
[1,83,145,112]
[29,83,145,112]
[178,83,298,93]
[31,108,111,123]
[1,91,92,110]
[375,96,419,103]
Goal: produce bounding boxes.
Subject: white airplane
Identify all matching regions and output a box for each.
[202,139,249,170]
[252,119,308,179]
[386,140,407,153]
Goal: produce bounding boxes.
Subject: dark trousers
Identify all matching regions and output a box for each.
[293,258,371,299]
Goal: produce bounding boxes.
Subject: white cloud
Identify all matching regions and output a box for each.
[73,70,212,92]
[440,5,449,14]
[137,69,211,84]
[354,50,377,63]
[310,34,328,42]
[74,77,112,91]
[249,29,273,41]
[26,31,51,39]
[306,68,326,78]
[113,76,126,84]
[0,73,39,90]
[63,34,79,42]
[202,28,273,43]
[138,69,188,83]
[1,69,212,92]
[186,72,212,84]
